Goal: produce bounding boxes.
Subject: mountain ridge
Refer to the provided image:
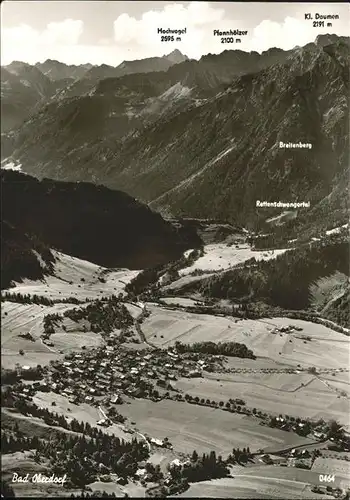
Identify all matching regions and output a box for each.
[2,35,349,241]
[1,169,201,288]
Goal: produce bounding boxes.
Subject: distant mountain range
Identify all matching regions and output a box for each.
[35,60,94,81]
[0,49,188,131]
[1,35,349,240]
[1,169,201,288]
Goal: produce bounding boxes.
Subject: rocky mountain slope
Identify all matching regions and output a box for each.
[0,50,188,133]
[35,59,93,81]
[2,36,349,239]
[1,61,88,132]
[0,44,299,166]
[42,49,189,101]
[1,170,201,286]
[1,64,52,132]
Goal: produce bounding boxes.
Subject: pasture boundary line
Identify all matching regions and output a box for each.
[259,439,327,457]
[202,373,317,393]
[145,302,348,336]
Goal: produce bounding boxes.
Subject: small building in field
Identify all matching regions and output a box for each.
[111,394,122,404]
[150,438,165,447]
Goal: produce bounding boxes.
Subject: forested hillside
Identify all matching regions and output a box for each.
[1,170,201,286]
[188,240,349,313]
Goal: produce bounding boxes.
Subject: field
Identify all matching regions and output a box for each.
[6,251,139,301]
[179,244,288,275]
[159,297,201,307]
[142,307,349,369]
[117,399,315,457]
[1,300,104,369]
[0,249,138,368]
[32,392,133,441]
[163,272,216,292]
[173,373,349,425]
[1,301,75,341]
[87,481,126,497]
[312,457,350,487]
[177,463,348,498]
[87,479,146,498]
[177,464,337,499]
[2,408,83,439]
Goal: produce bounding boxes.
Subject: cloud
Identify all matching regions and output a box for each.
[41,19,84,46]
[250,17,312,52]
[250,6,349,54]
[2,3,348,66]
[113,2,227,59]
[1,19,84,65]
[1,23,40,48]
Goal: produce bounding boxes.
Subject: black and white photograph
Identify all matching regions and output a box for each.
[1,1,349,498]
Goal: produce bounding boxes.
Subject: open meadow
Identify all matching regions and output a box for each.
[142,307,349,369]
[1,301,76,341]
[87,479,146,498]
[117,399,315,457]
[312,457,350,487]
[174,372,349,425]
[32,391,133,441]
[176,471,333,499]
[5,251,139,302]
[163,272,216,292]
[179,244,288,275]
[1,300,104,368]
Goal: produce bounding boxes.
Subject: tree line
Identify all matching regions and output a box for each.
[174,340,256,359]
[194,241,348,311]
[2,420,149,488]
[1,292,84,306]
[63,296,133,334]
[126,248,203,298]
[3,391,126,434]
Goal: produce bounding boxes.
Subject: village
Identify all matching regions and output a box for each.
[12,336,350,456]
[4,295,349,496]
[15,343,226,421]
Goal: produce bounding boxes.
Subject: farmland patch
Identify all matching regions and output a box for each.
[179,244,288,275]
[117,399,314,457]
[177,473,330,499]
[142,308,349,369]
[312,457,350,486]
[32,392,133,441]
[174,374,349,425]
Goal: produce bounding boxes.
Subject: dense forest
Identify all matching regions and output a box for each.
[1,425,148,487]
[321,289,350,328]
[174,340,256,359]
[1,169,201,274]
[1,291,84,306]
[125,248,203,298]
[40,295,134,337]
[1,220,55,289]
[63,296,133,334]
[190,241,349,311]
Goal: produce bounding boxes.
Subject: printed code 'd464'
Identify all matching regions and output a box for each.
[319,474,335,483]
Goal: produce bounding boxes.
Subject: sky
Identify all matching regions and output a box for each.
[1,1,349,66]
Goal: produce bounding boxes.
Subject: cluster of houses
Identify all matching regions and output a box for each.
[20,345,225,409]
[267,415,313,434]
[259,449,313,469]
[271,324,303,334]
[287,448,313,468]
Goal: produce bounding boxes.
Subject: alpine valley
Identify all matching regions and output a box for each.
[1,36,350,500]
